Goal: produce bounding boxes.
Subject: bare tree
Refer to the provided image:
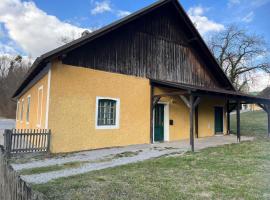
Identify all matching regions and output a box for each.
[0,55,31,118]
[208,25,270,91]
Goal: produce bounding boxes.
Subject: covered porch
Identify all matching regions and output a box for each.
[150,79,270,152]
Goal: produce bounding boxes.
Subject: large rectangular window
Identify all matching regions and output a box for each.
[16,101,20,121]
[20,99,24,122]
[96,97,120,129]
[37,86,43,127]
[26,95,31,123]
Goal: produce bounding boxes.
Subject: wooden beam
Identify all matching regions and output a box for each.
[195,106,199,138]
[152,96,161,108]
[267,106,270,138]
[194,97,201,108]
[236,100,241,142]
[190,95,194,152]
[257,103,268,112]
[229,104,237,113]
[226,100,231,135]
[154,91,188,98]
[180,95,190,108]
[150,86,154,143]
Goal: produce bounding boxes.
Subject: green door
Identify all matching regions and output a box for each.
[215,107,223,134]
[154,104,164,142]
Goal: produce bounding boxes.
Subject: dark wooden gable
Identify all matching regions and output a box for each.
[62,3,223,89]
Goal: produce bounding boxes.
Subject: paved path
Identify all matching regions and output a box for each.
[12,135,253,184]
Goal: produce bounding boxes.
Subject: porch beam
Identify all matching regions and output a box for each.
[229,103,237,113]
[190,95,195,152]
[226,100,231,135]
[259,104,270,137]
[152,96,161,108]
[257,103,268,112]
[150,86,154,143]
[153,91,188,98]
[195,106,199,138]
[236,100,241,142]
[267,105,270,138]
[180,95,190,108]
[193,97,201,108]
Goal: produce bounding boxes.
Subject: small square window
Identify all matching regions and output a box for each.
[96,97,120,129]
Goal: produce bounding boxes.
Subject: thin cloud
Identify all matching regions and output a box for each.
[91,1,112,15]
[227,0,241,7]
[188,6,225,36]
[117,10,131,18]
[242,11,254,23]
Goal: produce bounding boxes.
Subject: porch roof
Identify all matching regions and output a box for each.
[150,79,270,105]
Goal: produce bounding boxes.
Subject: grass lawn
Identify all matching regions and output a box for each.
[33,111,270,200]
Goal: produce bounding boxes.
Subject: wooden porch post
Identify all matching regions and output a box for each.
[190,95,194,152]
[150,85,154,143]
[226,100,230,135]
[236,100,241,142]
[195,106,199,138]
[257,103,270,138]
[267,105,270,138]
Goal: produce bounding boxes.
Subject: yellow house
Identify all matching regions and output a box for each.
[12,0,270,153]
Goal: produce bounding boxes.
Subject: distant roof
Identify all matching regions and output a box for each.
[12,0,235,98]
[258,87,270,99]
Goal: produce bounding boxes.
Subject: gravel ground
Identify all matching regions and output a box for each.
[12,135,253,184]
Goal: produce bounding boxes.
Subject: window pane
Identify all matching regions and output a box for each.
[26,96,31,122]
[97,99,116,126]
[21,101,24,121]
[16,102,20,121]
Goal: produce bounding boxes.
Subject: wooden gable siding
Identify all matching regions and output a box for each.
[63,3,222,89]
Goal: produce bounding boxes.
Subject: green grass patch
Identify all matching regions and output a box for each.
[32,111,270,199]
[231,110,267,137]
[33,140,270,200]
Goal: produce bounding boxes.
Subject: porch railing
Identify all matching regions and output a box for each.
[4,129,51,155]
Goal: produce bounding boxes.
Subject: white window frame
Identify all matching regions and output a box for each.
[37,86,44,128]
[16,101,20,121]
[95,97,120,130]
[26,95,31,124]
[20,99,24,123]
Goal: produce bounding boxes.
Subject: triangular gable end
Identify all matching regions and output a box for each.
[13,0,234,98]
[63,1,229,89]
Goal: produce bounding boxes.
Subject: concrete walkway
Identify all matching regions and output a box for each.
[12,135,253,184]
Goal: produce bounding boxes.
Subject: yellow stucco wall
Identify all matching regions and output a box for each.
[15,60,228,153]
[16,73,48,129]
[154,87,227,141]
[198,97,227,137]
[48,61,151,153]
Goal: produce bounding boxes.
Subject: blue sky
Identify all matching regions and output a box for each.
[0,0,269,57]
[0,0,269,90]
[35,0,270,40]
[36,0,270,38]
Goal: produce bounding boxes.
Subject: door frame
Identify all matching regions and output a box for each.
[214,106,224,134]
[152,102,170,143]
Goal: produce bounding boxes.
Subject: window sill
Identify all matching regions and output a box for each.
[95,125,119,130]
